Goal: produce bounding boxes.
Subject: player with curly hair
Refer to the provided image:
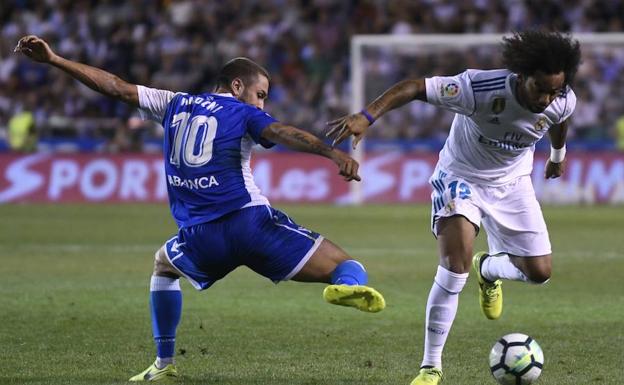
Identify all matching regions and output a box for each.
[328,30,581,385]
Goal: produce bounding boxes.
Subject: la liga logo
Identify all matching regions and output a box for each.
[441,82,460,97]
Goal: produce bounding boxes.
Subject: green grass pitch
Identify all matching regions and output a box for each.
[1,204,623,385]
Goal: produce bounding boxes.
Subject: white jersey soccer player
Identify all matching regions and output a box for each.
[425,68,576,256]
[427,68,575,185]
[328,31,581,385]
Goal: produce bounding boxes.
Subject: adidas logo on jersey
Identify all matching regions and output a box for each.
[488,116,500,124]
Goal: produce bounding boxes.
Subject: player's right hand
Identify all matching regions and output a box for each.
[326,113,370,149]
[14,35,56,63]
[330,149,361,182]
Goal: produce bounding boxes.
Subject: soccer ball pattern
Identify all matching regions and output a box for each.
[489,333,544,385]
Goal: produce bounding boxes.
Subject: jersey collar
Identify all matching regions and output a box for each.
[215,92,234,98]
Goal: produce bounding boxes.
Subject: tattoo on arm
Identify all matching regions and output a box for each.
[289,130,332,155]
[51,56,139,106]
[367,78,426,119]
[264,123,333,158]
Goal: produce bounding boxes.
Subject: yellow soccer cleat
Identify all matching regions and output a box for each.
[129,361,178,382]
[323,284,386,313]
[473,252,503,320]
[410,367,443,384]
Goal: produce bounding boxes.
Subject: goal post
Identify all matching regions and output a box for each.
[349,32,624,204]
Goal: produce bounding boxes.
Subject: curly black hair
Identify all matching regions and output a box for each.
[502,31,581,85]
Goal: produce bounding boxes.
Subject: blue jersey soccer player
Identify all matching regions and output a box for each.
[16,35,385,381]
[328,31,581,385]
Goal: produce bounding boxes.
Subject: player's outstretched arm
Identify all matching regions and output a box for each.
[14,35,139,107]
[545,120,569,179]
[327,78,426,148]
[262,122,360,182]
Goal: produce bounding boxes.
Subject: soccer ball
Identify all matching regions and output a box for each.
[489,333,544,385]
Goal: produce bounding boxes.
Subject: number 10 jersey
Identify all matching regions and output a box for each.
[138,86,277,228]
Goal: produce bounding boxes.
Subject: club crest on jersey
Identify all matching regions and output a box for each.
[491,98,506,114]
[534,117,548,131]
[444,200,456,214]
[440,82,460,98]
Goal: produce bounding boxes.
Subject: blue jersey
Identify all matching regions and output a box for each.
[138,86,277,228]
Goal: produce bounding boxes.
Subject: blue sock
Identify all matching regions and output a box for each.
[331,260,368,285]
[150,275,182,361]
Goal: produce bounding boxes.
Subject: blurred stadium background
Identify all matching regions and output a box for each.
[1,0,624,205]
[2,2,624,385]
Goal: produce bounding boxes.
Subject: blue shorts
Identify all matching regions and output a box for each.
[164,205,323,290]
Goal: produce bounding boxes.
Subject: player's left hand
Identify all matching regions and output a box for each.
[326,113,370,149]
[330,149,361,182]
[544,159,565,179]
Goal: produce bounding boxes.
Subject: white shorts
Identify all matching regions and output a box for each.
[429,168,551,257]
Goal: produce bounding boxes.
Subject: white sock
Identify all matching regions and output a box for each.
[150,275,180,291]
[156,357,174,368]
[480,253,529,282]
[421,266,468,369]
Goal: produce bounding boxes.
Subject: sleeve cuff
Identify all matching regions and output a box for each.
[424,78,437,104]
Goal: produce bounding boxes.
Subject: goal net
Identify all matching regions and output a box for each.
[349,33,624,204]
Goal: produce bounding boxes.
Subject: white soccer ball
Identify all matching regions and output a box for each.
[489,333,544,385]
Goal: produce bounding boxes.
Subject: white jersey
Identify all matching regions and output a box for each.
[425,69,576,186]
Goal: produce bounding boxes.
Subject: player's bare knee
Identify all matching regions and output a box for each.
[443,253,473,274]
[153,247,180,278]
